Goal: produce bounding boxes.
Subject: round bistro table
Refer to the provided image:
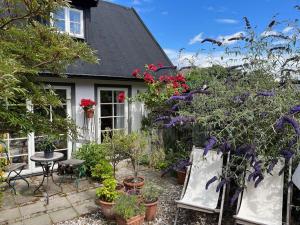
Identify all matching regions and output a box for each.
[30,152,64,204]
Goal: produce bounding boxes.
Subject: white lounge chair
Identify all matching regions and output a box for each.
[174,146,227,225]
[234,159,287,225]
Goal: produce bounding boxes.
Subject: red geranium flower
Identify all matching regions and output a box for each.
[174,90,180,96]
[132,69,140,77]
[144,72,155,83]
[80,99,96,110]
[172,81,180,88]
[158,63,164,68]
[181,83,190,90]
[117,92,125,103]
[148,64,158,72]
[176,73,186,82]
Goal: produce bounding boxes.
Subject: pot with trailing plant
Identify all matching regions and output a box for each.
[161,158,191,185]
[122,132,148,190]
[95,178,120,219]
[114,194,145,225]
[80,98,96,119]
[141,182,162,221]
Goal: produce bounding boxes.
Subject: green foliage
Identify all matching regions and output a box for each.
[74,143,107,174]
[141,182,162,203]
[0,140,8,204]
[0,0,97,138]
[91,160,113,181]
[113,194,145,219]
[96,178,119,202]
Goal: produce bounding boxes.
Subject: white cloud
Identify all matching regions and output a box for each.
[261,30,279,37]
[164,48,243,68]
[189,33,204,45]
[283,26,293,34]
[216,18,238,24]
[217,31,245,45]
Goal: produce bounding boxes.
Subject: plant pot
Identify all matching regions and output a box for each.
[86,109,94,118]
[176,170,186,185]
[144,200,158,221]
[95,199,115,220]
[123,176,145,190]
[116,183,125,193]
[115,214,145,225]
[44,150,54,158]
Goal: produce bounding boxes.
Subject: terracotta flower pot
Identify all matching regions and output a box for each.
[144,200,158,221]
[86,109,94,118]
[116,183,125,194]
[123,176,145,190]
[115,214,145,225]
[176,170,186,185]
[95,199,115,220]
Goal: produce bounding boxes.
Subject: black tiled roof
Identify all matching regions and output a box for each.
[67,1,173,79]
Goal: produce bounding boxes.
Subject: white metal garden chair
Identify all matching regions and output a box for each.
[234,159,289,225]
[174,146,227,225]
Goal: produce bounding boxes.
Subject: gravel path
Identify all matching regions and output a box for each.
[57,163,235,225]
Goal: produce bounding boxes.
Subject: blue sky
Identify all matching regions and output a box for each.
[106,0,300,66]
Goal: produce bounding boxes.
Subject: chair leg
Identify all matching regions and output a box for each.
[174,208,180,225]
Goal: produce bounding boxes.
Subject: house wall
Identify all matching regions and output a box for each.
[38,76,146,149]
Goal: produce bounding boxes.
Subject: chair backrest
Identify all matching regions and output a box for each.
[181,146,223,209]
[0,140,10,164]
[236,159,284,225]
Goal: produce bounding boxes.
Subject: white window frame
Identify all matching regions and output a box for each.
[51,7,84,39]
[97,87,129,142]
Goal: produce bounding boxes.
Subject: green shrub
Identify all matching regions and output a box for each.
[142,182,162,203]
[96,178,119,202]
[91,160,113,181]
[113,194,145,219]
[74,142,108,175]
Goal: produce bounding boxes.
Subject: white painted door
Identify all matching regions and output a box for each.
[97,87,129,142]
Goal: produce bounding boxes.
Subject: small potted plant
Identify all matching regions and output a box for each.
[36,136,56,158]
[114,194,145,225]
[95,178,120,219]
[80,98,96,118]
[161,158,191,185]
[141,182,162,221]
[122,132,148,190]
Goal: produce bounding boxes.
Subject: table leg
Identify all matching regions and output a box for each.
[33,163,47,194]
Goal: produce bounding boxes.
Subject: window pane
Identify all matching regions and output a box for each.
[9,139,28,156]
[53,20,65,32]
[101,91,112,103]
[53,105,67,118]
[70,22,80,35]
[54,9,65,20]
[69,10,81,22]
[55,89,67,102]
[101,104,112,117]
[101,118,113,130]
[114,91,126,103]
[114,104,124,117]
[114,117,125,129]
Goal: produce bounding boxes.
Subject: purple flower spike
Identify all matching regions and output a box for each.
[290,105,300,114]
[256,91,275,97]
[218,140,231,154]
[267,159,278,174]
[154,116,170,123]
[254,174,264,188]
[280,149,294,161]
[203,136,217,156]
[164,116,195,128]
[230,188,243,206]
[166,95,187,104]
[216,179,227,192]
[206,176,218,190]
[276,116,300,136]
[171,104,180,111]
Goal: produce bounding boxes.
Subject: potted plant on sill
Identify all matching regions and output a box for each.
[122,132,148,190]
[114,194,145,225]
[80,98,96,119]
[95,178,120,220]
[161,158,191,185]
[141,182,162,221]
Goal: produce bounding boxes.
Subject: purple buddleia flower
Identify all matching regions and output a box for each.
[289,105,300,114]
[171,104,180,111]
[259,112,269,118]
[288,138,297,149]
[256,91,275,97]
[276,116,300,136]
[166,95,188,104]
[154,116,170,123]
[218,140,231,154]
[280,149,294,161]
[206,176,218,190]
[233,92,250,104]
[164,116,195,128]
[267,159,278,174]
[230,188,243,206]
[254,174,264,188]
[190,88,210,96]
[203,136,217,156]
[216,179,227,192]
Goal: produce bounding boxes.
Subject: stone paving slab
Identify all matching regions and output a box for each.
[0,207,21,223]
[72,200,98,216]
[23,214,52,225]
[49,207,78,224]
[66,190,93,204]
[46,197,71,212]
[19,201,46,218]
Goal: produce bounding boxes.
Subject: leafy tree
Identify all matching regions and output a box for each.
[0,0,97,137]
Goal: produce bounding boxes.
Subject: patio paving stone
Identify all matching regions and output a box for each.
[49,207,78,224]
[73,199,98,216]
[0,207,21,223]
[19,201,46,218]
[45,196,71,212]
[23,214,52,225]
[66,189,94,204]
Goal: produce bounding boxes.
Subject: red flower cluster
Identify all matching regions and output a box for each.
[117,92,126,103]
[144,72,155,84]
[158,73,189,92]
[80,99,96,110]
